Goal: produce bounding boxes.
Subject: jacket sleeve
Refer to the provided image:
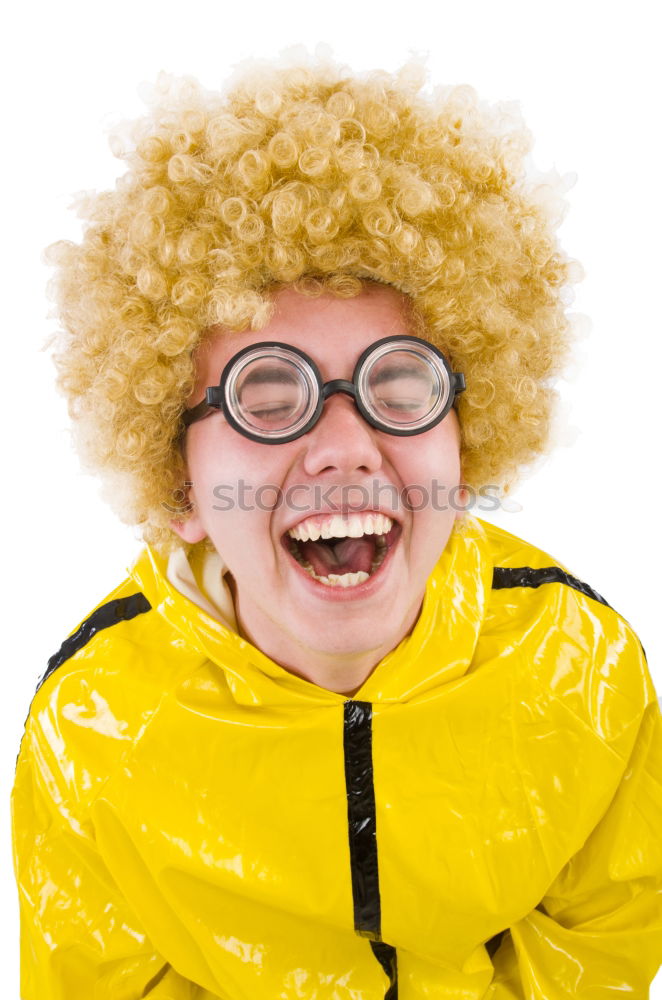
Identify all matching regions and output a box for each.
[487,686,662,998]
[11,713,201,1000]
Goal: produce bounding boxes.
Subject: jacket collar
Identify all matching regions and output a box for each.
[129,514,494,706]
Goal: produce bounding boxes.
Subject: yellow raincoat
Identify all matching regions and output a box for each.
[12,514,662,998]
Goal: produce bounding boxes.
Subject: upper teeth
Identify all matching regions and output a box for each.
[287,512,393,543]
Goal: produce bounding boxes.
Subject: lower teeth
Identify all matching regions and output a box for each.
[319,570,370,588]
[289,535,388,587]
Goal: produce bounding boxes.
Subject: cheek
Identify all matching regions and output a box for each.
[433,418,462,476]
[397,427,461,485]
[394,428,461,520]
[186,429,247,496]
[183,431,234,529]
[186,431,292,538]
[185,440,217,514]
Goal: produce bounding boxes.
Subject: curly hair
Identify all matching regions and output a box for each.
[47,55,579,550]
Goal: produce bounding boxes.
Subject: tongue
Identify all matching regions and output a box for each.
[300,537,375,577]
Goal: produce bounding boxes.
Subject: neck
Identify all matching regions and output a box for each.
[234,595,424,696]
[253,642,384,696]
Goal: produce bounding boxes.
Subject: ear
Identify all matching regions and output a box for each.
[168,481,208,543]
[454,474,469,520]
[170,514,208,544]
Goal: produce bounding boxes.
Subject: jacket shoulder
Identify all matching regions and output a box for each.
[477,516,626,618]
[20,572,201,825]
[37,577,153,693]
[475,517,655,743]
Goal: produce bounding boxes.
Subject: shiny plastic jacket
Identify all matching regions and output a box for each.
[12,514,662,998]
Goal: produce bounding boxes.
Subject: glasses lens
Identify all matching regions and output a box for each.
[359,342,449,431]
[226,347,318,439]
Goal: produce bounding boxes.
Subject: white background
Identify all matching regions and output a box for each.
[2,0,661,994]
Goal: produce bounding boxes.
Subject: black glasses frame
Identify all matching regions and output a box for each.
[182,335,466,443]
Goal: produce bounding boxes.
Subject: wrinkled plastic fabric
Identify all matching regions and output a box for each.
[11,514,662,998]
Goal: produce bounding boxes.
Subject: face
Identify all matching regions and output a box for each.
[173,285,464,678]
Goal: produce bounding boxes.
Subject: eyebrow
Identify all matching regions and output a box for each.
[370,365,432,386]
[240,366,300,387]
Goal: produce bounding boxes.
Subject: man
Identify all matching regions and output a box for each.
[12,57,662,998]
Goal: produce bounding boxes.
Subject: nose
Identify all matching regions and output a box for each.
[301,393,383,477]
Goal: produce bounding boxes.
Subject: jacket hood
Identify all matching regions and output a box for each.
[129,513,494,707]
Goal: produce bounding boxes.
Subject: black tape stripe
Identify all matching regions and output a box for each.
[370,941,398,998]
[492,565,612,609]
[343,701,399,997]
[37,593,152,692]
[343,700,381,938]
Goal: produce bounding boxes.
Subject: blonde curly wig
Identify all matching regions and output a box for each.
[47,54,579,550]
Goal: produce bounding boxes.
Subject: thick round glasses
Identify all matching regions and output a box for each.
[182,335,466,444]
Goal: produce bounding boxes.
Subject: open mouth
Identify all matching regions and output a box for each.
[284,512,399,588]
